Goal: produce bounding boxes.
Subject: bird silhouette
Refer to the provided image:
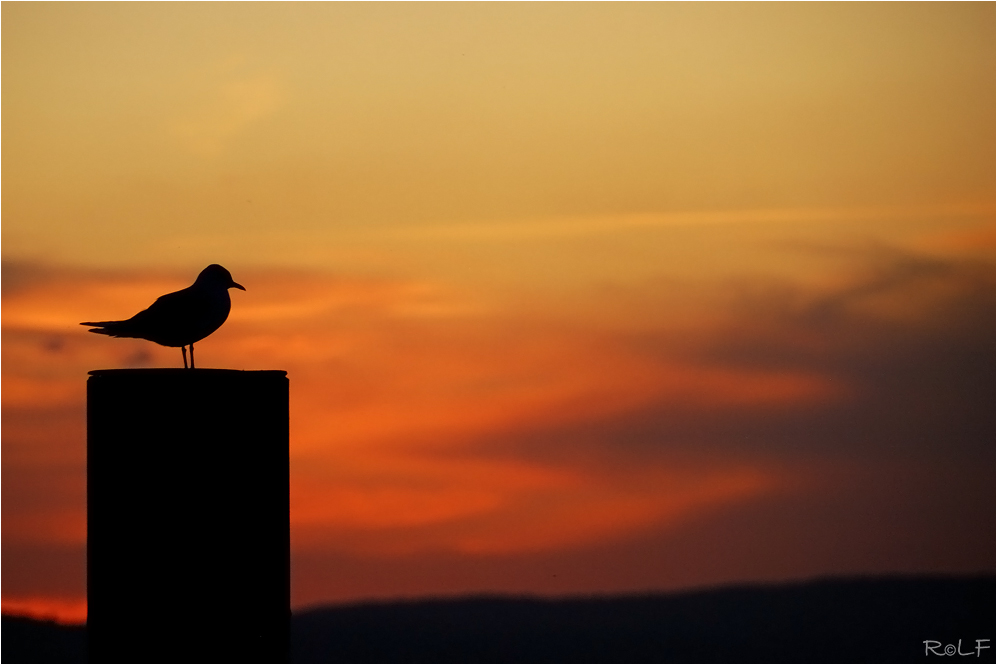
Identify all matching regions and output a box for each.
[81,264,246,369]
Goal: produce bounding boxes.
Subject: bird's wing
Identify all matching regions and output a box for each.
[123,288,201,336]
[81,287,195,340]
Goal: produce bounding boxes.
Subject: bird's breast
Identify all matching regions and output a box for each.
[143,288,232,347]
[188,289,232,341]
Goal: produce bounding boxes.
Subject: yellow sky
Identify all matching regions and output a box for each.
[3,2,993,280]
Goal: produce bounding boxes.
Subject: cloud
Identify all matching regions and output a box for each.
[2,250,992,611]
[383,203,991,243]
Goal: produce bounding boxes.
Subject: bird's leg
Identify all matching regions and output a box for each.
[190,342,195,370]
[181,346,188,369]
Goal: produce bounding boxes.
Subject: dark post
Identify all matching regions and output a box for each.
[87,369,290,663]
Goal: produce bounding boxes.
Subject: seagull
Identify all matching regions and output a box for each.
[81,264,246,369]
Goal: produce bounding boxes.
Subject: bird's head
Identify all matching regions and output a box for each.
[196,264,246,291]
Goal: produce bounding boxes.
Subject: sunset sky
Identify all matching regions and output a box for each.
[2,3,993,624]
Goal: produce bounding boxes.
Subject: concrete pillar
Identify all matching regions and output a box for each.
[87,369,289,663]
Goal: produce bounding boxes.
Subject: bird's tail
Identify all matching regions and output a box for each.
[80,321,137,338]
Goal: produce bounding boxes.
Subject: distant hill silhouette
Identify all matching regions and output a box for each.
[0,616,87,663]
[3,575,993,663]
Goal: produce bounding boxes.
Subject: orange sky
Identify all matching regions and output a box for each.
[2,3,994,623]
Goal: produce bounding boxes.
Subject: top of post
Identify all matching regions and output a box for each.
[88,369,287,378]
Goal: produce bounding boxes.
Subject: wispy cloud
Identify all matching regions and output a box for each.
[382,203,992,243]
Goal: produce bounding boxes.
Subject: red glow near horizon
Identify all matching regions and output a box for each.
[3,247,993,623]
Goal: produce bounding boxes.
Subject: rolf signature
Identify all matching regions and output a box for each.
[923,639,991,657]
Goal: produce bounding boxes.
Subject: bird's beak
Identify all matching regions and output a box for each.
[232,281,246,291]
